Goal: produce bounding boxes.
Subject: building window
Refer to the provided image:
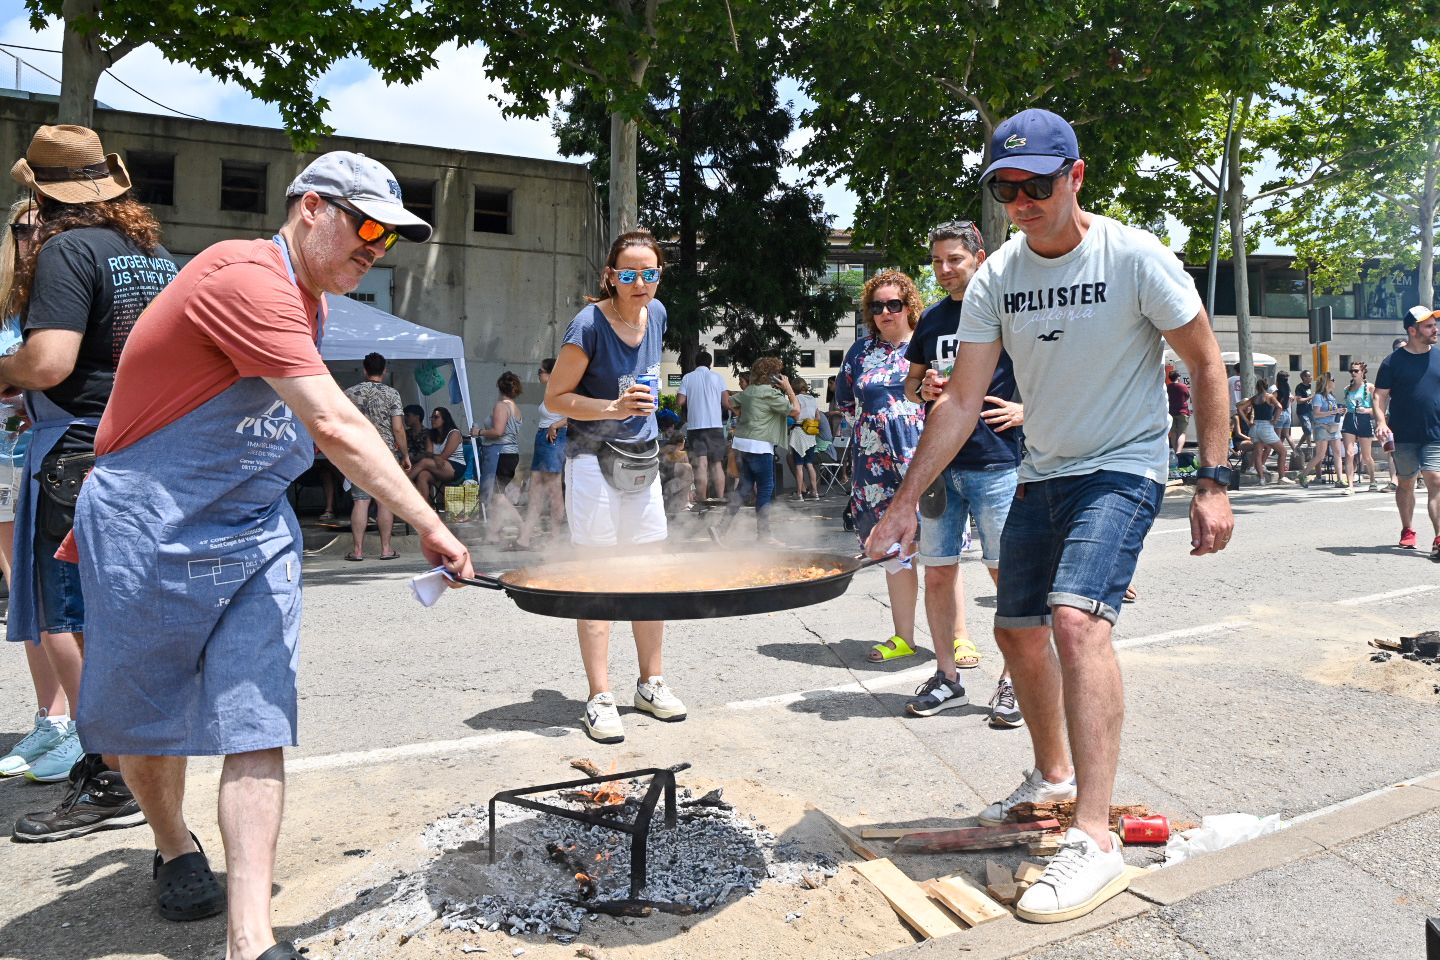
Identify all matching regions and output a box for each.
[1363,269,1418,320]
[829,349,844,367]
[473,187,512,234]
[1313,285,1356,319]
[397,178,435,227]
[220,161,267,214]
[346,292,377,304]
[799,350,816,367]
[1289,354,1301,371]
[1338,354,1351,374]
[128,151,174,206]
[1262,269,1307,318]
[714,349,731,368]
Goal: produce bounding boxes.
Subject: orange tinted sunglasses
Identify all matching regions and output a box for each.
[322,197,399,250]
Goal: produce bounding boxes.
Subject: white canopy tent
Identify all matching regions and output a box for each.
[319,293,480,471]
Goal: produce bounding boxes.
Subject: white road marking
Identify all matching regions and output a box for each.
[1284,768,1440,828]
[1151,525,1192,535]
[1335,585,1439,607]
[1112,620,1251,651]
[726,664,935,711]
[288,728,565,773]
[1367,506,1396,511]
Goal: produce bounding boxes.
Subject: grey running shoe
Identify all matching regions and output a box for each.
[988,678,1025,729]
[13,763,146,842]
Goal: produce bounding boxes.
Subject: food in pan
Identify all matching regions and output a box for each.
[518,563,846,594]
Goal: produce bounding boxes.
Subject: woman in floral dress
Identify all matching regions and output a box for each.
[835,270,925,662]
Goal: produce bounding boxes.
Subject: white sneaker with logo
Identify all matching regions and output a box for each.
[582,693,624,744]
[1015,827,1128,923]
[977,768,1077,826]
[633,676,686,721]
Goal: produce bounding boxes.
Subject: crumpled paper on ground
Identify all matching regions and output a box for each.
[410,565,457,607]
[1158,812,1285,867]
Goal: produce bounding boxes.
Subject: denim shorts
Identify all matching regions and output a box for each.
[995,470,1163,628]
[1393,440,1440,477]
[919,466,1017,569]
[531,427,567,473]
[36,525,85,634]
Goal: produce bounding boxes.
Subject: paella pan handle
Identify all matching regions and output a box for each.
[852,551,898,571]
[458,574,506,590]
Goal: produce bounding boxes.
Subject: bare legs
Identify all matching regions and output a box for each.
[516,471,564,548]
[578,619,665,698]
[1343,436,1376,488]
[1396,470,1440,536]
[922,563,961,678]
[41,630,83,721]
[346,497,394,558]
[996,605,1121,849]
[122,748,286,960]
[23,640,65,716]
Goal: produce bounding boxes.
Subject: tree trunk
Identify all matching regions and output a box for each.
[58,0,105,127]
[609,111,639,240]
[977,118,1007,252]
[1229,94,1257,387]
[676,83,700,372]
[1419,143,1438,308]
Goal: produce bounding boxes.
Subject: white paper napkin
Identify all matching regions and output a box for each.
[409,565,457,607]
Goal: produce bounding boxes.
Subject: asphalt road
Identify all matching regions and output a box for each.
[0,475,1437,959]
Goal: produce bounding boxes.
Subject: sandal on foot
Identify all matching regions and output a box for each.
[953,636,981,669]
[343,552,364,562]
[376,551,399,560]
[317,512,335,521]
[1123,586,1138,603]
[255,942,308,960]
[868,635,916,662]
[153,833,225,921]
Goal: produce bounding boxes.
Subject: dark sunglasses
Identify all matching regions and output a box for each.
[322,197,399,250]
[614,267,662,284]
[869,298,906,316]
[986,161,1076,204]
[9,222,35,240]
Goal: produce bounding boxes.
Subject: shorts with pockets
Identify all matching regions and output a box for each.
[1392,440,1440,477]
[995,470,1163,628]
[686,428,725,462]
[919,467,1017,569]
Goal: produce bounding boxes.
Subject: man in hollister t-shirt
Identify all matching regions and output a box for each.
[901,220,1026,729]
[868,109,1233,924]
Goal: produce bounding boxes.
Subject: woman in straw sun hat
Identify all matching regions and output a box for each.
[0,123,178,845]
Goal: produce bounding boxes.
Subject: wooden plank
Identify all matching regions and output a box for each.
[1015,861,1047,885]
[852,859,962,940]
[922,875,1008,927]
[1007,801,1151,830]
[986,881,1018,905]
[860,827,919,840]
[805,803,882,861]
[894,818,1062,853]
[1028,836,1062,857]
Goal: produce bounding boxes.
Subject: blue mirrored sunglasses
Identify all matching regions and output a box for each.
[615,267,662,284]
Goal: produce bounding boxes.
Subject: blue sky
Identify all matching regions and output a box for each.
[0,12,863,227]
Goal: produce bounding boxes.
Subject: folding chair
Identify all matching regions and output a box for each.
[819,434,852,495]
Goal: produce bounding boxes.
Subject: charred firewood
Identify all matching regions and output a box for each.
[572,899,698,917]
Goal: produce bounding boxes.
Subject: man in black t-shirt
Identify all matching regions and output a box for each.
[1374,306,1440,557]
[1294,369,1314,451]
[0,124,177,843]
[899,220,1026,727]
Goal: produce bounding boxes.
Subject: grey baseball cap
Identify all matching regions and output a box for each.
[286,151,432,243]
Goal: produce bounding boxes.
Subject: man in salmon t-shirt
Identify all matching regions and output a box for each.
[63,152,473,960]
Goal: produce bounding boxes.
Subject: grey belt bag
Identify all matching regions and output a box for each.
[596,439,660,492]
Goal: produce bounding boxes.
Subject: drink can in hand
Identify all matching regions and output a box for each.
[635,374,660,409]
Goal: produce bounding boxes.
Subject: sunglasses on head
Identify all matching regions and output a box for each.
[869,298,906,316]
[986,161,1076,204]
[322,197,399,250]
[613,267,662,285]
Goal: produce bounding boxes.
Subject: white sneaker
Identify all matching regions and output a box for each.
[582,693,624,744]
[1015,828,1128,923]
[977,768,1077,826]
[634,676,686,722]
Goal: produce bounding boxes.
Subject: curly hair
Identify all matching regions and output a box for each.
[860,269,924,336]
[750,356,783,385]
[9,195,164,316]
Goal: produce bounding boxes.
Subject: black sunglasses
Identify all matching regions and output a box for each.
[9,222,35,240]
[869,298,906,316]
[986,161,1076,204]
[322,197,399,250]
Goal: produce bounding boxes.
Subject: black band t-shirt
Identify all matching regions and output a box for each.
[904,296,1022,472]
[24,227,178,454]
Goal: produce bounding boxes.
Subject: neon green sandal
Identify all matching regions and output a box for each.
[953,636,981,669]
[869,635,917,662]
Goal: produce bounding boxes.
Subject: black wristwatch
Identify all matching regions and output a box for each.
[1194,466,1234,489]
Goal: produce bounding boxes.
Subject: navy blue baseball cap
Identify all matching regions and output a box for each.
[979,109,1080,184]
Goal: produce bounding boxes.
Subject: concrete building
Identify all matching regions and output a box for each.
[1,90,607,424]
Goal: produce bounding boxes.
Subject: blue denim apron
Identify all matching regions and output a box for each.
[4,390,99,645]
[71,236,324,755]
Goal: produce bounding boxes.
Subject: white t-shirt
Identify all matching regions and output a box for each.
[679,366,726,430]
[959,214,1203,483]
